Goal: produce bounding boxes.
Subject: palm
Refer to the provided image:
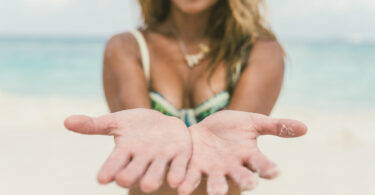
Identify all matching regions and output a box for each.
[178,110,307,195]
[64,108,192,193]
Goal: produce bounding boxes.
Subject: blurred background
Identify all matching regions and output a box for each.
[0,0,374,194]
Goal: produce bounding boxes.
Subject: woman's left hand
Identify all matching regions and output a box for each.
[178,110,307,195]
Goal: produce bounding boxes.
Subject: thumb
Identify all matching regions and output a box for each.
[251,114,308,138]
[64,114,117,135]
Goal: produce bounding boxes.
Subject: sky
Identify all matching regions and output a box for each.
[1,0,375,41]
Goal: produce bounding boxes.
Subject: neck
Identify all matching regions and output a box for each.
[168,5,211,42]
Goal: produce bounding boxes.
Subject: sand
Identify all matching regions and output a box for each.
[1,91,374,195]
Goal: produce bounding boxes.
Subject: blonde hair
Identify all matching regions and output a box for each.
[138,0,277,92]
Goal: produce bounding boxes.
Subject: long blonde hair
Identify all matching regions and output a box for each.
[138,0,277,92]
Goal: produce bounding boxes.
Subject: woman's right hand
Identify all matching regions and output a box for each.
[64,108,192,193]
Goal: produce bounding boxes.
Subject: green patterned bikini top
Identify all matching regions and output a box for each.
[130,30,241,127]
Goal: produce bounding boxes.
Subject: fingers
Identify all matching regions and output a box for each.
[246,151,279,179]
[64,113,117,135]
[115,156,151,188]
[167,155,189,188]
[207,173,228,195]
[178,167,202,195]
[251,114,307,138]
[97,147,131,184]
[228,166,258,191]
[139,157,169,193]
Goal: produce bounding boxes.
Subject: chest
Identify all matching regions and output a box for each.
[146,34,228,109]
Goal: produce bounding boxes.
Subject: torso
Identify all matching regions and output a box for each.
[132,28,240,126]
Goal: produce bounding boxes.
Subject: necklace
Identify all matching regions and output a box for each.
[170,24,210,68]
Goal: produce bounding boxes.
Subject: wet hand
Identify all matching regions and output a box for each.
[178,110,307,195]
[64,108,192,193]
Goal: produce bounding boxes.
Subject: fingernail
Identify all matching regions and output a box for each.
[262,167,279,178]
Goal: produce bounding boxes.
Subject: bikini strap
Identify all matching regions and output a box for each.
[129,30,150,85]
[231,61,242,86]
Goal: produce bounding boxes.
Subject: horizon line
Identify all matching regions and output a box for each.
[0,33,374,45]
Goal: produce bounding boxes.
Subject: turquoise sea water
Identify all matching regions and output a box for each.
[0,37,374,110]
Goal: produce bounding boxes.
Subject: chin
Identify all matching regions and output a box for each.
[172,0,218,15]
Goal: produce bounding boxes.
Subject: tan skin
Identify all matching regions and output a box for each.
[99,1,284,195]
[103,8,284,114]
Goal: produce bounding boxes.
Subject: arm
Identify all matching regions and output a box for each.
[178,41,307,195]
[63,33,193,193]
[228,40,285,115]
[102,33,151,112]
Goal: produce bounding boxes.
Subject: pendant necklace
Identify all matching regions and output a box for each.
[170,23,210,68]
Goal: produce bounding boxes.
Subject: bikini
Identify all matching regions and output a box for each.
[130,30,242,127]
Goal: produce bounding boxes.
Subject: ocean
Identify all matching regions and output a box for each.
[0,37,374,111]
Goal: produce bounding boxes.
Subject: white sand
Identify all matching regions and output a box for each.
[1,91,374,195]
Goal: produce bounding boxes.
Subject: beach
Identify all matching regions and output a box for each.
[1,0,375,193]
[1,90,374,195]
[0,38,374,194]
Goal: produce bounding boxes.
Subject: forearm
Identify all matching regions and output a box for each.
[105,90,152,113]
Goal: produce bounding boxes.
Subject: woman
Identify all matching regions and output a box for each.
[104,0,284,117]
[64,0,307,194]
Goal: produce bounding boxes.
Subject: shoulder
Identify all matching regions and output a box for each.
[104,32,140,66]
[240,39,285,81]
[248,39,284,69]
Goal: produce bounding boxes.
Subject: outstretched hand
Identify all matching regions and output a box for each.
[64,108,192,193]
[178,110,307,195]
